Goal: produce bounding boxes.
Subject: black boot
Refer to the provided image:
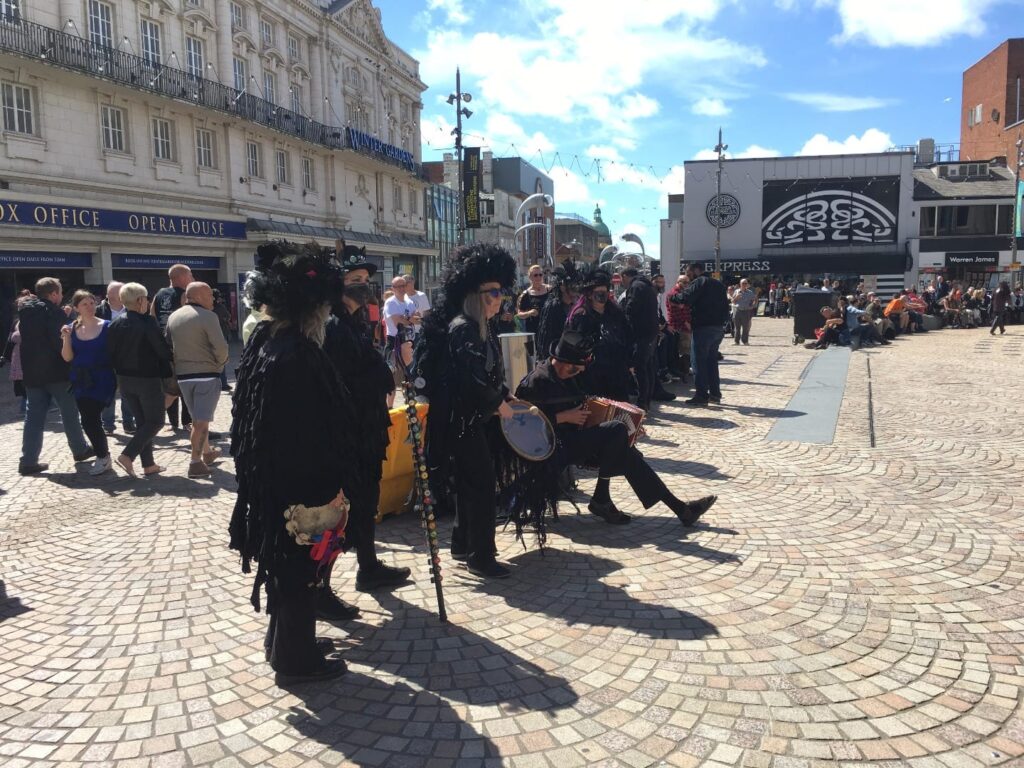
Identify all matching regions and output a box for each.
[314,586,360,621]
[355,560,412,592]
[664,494,717,526]
[588,500,632,524]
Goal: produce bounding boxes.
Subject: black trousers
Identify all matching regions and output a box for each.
[264,551,322,674]
[991,309,1006,333]
[345,483,380,571]
[76,397,110,459]
[634,336,658,408]
[450,427,497,563]
[561,422,667,509]
[118,376,165,466]
[166,397,192,429]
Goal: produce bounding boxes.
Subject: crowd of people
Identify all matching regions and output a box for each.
[2,266,233,477]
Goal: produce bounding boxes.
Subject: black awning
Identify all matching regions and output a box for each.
[245,218,434,251]
[734,251,908,274]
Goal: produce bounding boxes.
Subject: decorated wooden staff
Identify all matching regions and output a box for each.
[398,365,448,623]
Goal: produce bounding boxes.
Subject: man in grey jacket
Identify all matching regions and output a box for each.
[166,282,229,478]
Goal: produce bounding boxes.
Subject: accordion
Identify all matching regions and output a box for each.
[583,398,646,446]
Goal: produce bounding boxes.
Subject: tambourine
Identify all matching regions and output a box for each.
[500,399,556,462]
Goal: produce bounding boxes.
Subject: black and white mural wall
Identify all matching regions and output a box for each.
[761,177,899,247]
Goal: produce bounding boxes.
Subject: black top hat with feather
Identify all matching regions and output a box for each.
[246,240,343,322]
[335,238,377,276]
[577,261,612,292]
[549,259,582,291]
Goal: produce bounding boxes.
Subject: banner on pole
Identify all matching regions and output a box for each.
[463,147,482,229]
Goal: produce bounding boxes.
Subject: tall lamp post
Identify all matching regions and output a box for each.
[447,68,473,245]
[713,127,728,279]
[1011,135,1023,285]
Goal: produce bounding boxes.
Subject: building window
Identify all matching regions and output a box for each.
[262,72,276,105]
[997,204,1013,235]
[275,149,289,184]
[290,84,303,114]
[393,179,402,211]
[1,82,34,135]
[919,206,936,237]
[288,35,300,62]
[152,118,174,161]
[0,0,20,21]
[185,36,204,77]
[230,1,245,29]
[410,187,418,215]
[246,140,261,178]
[195,128,215,168]
[302,156,314,190]
[100,105,126,152]
[232,58,246,92]
[87,1,113,48]
[140,19,161,65]
[259,18,273,47]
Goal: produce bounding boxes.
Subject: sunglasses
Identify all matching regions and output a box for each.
[529,272,543,278]
[479,288,503,299]
[592,291,609,299]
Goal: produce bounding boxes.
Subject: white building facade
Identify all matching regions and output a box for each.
[0,0,430,329]
[683,152,916,294]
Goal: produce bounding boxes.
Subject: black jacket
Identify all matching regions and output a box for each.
[672,274,730,328]
[324,310,393,482]
[535,295,571,362]
[620,276,660,342]
[17,297,70,387]
[448,315,507,435]
[569,304,632,401]
[107,310,173,378]
[515,360,587,439]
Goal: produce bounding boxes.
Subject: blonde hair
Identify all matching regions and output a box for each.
[462,291,489,342]
[120,282,148,310]
[528,264,543,275]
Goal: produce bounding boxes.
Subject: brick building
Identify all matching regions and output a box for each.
[961,38,1024,163]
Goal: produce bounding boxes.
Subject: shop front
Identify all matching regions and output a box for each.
[0,251,94,333]
[697,251,908,294]
[111,254,222,297]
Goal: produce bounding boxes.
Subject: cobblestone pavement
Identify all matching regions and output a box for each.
[1,319,1023,768]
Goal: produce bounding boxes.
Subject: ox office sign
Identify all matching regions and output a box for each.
[761,178,899,247]
[0,199,247,239]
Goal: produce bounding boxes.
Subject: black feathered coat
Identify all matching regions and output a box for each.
[569,303,632,401]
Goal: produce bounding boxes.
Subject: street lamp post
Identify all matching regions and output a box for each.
[447,69,473,245]
[714,127,728,279]
[514,192,554,267]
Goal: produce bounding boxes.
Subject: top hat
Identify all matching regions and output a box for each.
[336,239,377,276]
[550,330,593,366]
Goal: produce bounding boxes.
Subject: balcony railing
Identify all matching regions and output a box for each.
[0,18,424,178]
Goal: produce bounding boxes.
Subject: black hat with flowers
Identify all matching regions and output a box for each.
[245,240,343,322]
[336,238,377,276]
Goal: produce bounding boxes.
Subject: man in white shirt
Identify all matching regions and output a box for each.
[403,274,431,325]
[383,276,418,358]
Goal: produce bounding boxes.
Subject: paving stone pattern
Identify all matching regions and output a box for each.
[1,319,1022,767]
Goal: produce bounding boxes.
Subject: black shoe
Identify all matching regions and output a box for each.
[709,394,722,404]
[450,550,467,562]
[676,495,718,526]
[685,396,709,406]
[466,559,511,579]
[208,430,225,441]
[18,462,48,475]
[221,385,233,393]
[355,560,412,592]
[314,587,360,621]
[73,448,97,463]
[588,500,632,525]
[124,424,137,433]
[716,352,724,360]
[652,389,677,402]
[274,658,347,687]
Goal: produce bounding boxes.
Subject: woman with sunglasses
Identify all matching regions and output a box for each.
[516,264,549,357]
[568,266,632,402]
[418,243,518,580]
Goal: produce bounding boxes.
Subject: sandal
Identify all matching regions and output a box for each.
[143,465,165,476]
[115,455,137,478]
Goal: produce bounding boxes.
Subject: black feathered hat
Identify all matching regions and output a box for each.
[335,238,377,276]
[578,262,612,291]
[246,240,343,322]
[550,329,593,365]
[426,243,517,330]
[550,259,582,291]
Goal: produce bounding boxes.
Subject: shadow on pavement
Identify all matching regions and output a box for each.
[719,377,785,387]
[284,669,502,767]
[552,514,741,562]
[343,594,579,713]
[718,404,805,418]
[0,579,30,623]
[474,548,720,640]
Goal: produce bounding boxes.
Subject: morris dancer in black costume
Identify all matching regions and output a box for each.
[568,264,633,402]
[535,259,582,370]
[230,241,359,685]
[517,329,717,526]
[319,242,411,622]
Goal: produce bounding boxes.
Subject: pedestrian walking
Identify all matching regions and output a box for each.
[670,263,730,406]
[108,283,173,478]
[731,278,756,345]
[17,278,92,475]
[60,291,117,475]
[95,281,136,434]
[1,291,32,415]
[991,280,1011,335]
[151,264,193,431]
[166,282,229,479]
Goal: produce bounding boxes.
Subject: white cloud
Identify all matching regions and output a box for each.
[783,92,892,112]
[692,144,781,160]
[692,97,730,117]
[421,113,457,152]
[413,0,765,139]
[477,113,555,156]
[549,167,591,205]
[826,0,997,47]
[426,0,470,25]
[797,128,893,155]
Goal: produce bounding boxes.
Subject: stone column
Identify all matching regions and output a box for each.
[214,0,234,88]
[309,38,325,123]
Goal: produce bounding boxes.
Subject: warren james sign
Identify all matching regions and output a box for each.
[0,200,247,239]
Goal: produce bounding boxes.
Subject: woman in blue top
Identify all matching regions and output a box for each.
[61,290,117,475]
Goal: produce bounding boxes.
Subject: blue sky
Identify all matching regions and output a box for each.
[376,0,1019,256]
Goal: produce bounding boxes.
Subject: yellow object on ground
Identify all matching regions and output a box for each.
[376,402,429,521]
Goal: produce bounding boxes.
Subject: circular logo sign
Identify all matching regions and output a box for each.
[706,193,741,228]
